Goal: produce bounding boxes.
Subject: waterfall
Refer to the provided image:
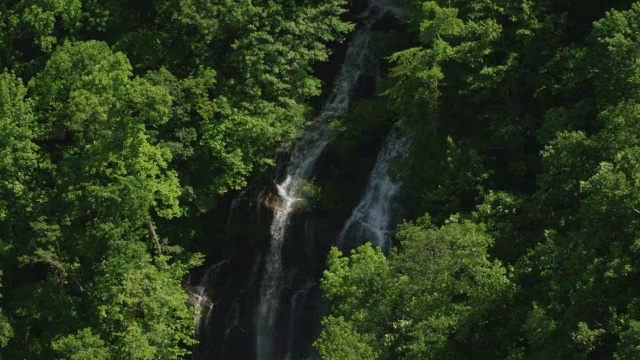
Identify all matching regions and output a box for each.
[254,1,401,358]
[192,259,230,337]
[191,190,245,342]
[338,126,407,252]
[284,281,315,360]
[192,267,214,337]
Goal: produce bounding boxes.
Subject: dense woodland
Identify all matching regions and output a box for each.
[317,0,640,359]
[0,0,349,358]
[1,0,640,359]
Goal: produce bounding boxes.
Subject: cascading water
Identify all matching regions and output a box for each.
[192,259,230,337]
[284,281,315,360]
[338,126,407,252]
[187,1,409,358]
[256,26,369,360]
[254,1,402,358]
[192,268,214,336]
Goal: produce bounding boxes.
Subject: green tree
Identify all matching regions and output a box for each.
[386,0,560,219]
[323,1,640,359]
[0,70,43,254]
[589,2,640,106]
[0,71,42,352]
[0,0,82,74]
[391,215,511,359]
[52,328,109,360]
[314,315,380,360]
[317,244,400,359]
[0,271,13,349]
[88,241,202,359]
[1,40,200,359]
[317,216,511,359]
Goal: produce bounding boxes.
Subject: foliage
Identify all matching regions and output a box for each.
[320,0,640,359]
[0,271,13,348]
[0,0,350,358]
[52,329,109,360]
[314,315,380,360]
[5,0,640,358]
[318,217,511,359]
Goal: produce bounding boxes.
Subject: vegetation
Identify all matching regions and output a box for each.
[3,0,640,358]
[317,0,640,359]
[0,0,349,358]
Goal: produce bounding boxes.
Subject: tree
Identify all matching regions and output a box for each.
[0,70,43,251]
[588,2,640,106]
[87,241,202,359]
[317,216,511,359]
[1,40,200,359]
[0,0,82,75]
[0,271,13,349]
[314,315,380,360]
[322,1,640,359]
[0,71,42,352]
[52,328,109,360]
[317,244,400,359]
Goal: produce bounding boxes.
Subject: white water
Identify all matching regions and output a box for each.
[254,2,399,358]
[284,281,315,360]
[254,1,409,358]
[192,268,214,337]
[338,126,407,252]
[192,259,230,336]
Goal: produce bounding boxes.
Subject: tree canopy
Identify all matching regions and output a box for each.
[0,0,349,358]
[317,0,640,359]
[4,0,640,358]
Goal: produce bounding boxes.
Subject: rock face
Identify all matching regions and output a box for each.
[190,1,410,359]
[262,185,284,212]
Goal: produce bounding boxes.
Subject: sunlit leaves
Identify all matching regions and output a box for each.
[0,72,41,227]
[52,328,109,360]
[318,217,510,359]
[589,2,640,104]
[32,41,181,220]
[314,315,380,360]
[92,241,200,359]
[0,40,196,359]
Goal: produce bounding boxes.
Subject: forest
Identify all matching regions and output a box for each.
[1,0,640,359]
